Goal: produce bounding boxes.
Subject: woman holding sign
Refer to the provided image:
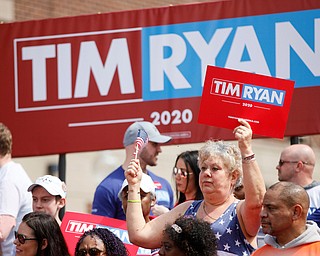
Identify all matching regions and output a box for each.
[125,119,266,255]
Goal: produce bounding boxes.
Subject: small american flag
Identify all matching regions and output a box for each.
[134,129,148,159]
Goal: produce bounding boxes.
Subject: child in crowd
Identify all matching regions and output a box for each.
[158,216,217,256]
[28,175,67,225]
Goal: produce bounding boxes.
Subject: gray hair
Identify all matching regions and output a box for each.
[198,140,243,186]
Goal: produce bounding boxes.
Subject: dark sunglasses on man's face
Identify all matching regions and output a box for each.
[14,231,37,244]
[76,248,105,256]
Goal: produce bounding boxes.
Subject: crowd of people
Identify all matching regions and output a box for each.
[124,119,266,255]
[1,119,320,256]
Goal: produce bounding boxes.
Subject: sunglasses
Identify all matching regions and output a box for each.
[14,231,37,244]
[173,167,193,178]
[76,248,105,256]
[278,160,314,167]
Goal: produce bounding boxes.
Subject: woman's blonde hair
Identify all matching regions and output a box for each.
[198,140,242,187]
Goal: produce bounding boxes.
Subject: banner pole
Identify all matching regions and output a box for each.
[58,153,66,220]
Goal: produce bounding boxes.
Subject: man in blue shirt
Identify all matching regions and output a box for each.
[92,121,174,220]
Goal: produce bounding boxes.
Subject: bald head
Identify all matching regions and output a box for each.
[277,144,316,186]
[261,181,310,245]
[282,144,316,167]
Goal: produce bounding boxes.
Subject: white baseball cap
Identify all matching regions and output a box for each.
[118,173,156,200]
[28,175,66,198]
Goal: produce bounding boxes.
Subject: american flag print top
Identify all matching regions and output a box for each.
[184,200,255,256]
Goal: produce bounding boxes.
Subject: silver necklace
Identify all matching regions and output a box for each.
[203,203,218,221]
[202,196,231,221]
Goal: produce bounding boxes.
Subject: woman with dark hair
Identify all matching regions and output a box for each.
[173,151,203,205]
[13,211,70,256]
[159,216,217,256]
[75,228,128,256]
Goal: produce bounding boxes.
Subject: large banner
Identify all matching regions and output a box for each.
[0,0,319,157]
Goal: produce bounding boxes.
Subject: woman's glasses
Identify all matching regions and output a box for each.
[173,167,193,178]
[14,231,37,244]
[76,248,105,256]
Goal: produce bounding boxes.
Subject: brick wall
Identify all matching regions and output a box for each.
[14,0,216,21]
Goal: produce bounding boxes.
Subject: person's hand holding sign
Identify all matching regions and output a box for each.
[233,119,254,158]
[233,118,266,235]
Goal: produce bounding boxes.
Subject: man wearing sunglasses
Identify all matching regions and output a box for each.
[276,143,320,227]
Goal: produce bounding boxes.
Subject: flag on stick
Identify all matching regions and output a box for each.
[134,129,148,159]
